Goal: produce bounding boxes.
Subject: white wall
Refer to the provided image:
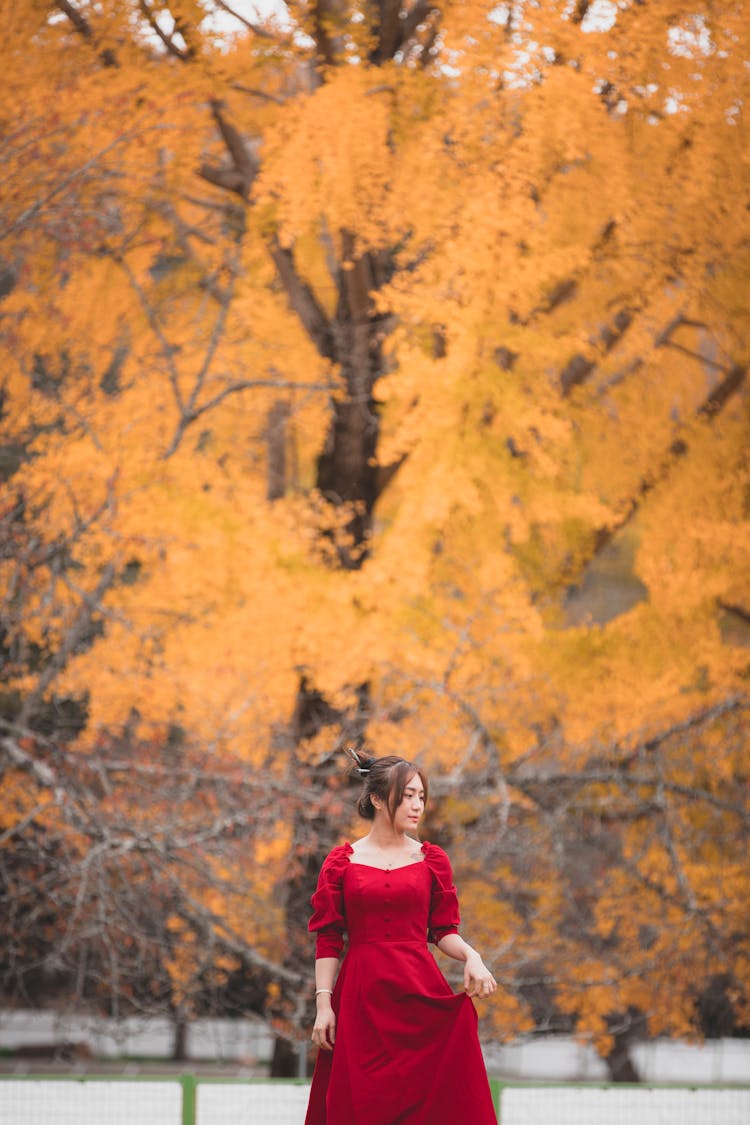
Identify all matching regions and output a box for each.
[0,1011,273,1063]
[2,1011,749,1085]
[484,1034,750,1084]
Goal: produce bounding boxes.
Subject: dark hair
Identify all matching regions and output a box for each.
[354,755,428,823]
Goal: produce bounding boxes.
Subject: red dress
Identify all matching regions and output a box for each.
[304,841,497,1125]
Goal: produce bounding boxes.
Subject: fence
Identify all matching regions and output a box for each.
[1,1075,750,1123]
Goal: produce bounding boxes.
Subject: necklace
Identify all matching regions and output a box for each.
[357,839,420,870]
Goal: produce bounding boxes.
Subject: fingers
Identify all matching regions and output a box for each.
[311,1017,336,1051]
[465,971,497,998]
[482,972,497,995]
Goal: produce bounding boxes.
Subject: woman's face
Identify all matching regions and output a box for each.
[391,770,426,833]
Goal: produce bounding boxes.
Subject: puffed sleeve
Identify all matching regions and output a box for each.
[423,842,461,945]
[308,845,350,959]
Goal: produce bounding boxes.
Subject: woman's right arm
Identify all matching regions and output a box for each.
[308,846,348,1050]
[311,956,339,1050]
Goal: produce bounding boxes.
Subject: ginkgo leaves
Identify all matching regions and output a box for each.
[1,0,749,1059]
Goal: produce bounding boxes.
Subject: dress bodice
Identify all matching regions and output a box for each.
[344,860,431,945]
[309,841,460,957]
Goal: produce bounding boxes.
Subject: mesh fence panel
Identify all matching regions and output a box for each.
[0,1080,182,1125]
[500,1085,750,1125]
[2,1076,749,1123]
[196,1082,310,1124]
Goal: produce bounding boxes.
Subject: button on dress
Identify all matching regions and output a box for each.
[304,842,497,1125]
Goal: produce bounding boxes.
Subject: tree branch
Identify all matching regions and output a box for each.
[398,1,439,54]
[231,83,288,106]
[509,769,749,821]
[199,100,262,199]
[0,131,137,242]
[269,238,336,359]
[138,0,194,61]
[311,0,346,67]
[370,0,404,63]
[585,324,746,557]
[117,254,187,416]
[54,0,118,66]
[210,0,281,39]
[162,376,334,459]
[17,563,117,726]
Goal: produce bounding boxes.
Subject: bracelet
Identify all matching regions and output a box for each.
[315,988,333,996]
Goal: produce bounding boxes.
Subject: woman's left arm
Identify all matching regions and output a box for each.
[436,933,497,998]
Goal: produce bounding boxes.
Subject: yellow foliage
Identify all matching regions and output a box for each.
[1,0,749,1047]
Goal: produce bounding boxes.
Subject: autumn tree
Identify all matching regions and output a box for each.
[1,0,749,1073]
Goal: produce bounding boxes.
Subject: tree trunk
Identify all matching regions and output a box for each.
[172,1013,188,1061]
[268,680,370,1076]
[605,1014,644,1082]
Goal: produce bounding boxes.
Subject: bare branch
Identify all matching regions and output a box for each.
[17,563,117,726]
[162,375,334,459]
[138,0,194,61]
[116,253,186,415]
[1,735,58,790]
[509,768,749,822]
[400,670,512,837]
[210,0,280,39]
[0,130,138,242]
[231,83,288,105]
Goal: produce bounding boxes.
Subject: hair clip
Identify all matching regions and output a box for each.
[343,744,370,775]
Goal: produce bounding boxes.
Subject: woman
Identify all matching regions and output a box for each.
[304,753,498,1125]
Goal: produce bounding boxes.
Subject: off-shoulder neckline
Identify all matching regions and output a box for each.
[343,839,429,872]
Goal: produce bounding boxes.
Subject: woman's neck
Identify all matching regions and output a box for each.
[364,822,409,849]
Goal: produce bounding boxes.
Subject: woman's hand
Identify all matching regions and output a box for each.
[311,996,336,1051]
[463,953,497,999]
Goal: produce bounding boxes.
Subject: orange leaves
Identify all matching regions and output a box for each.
[635,406,750,613]
[163,914,198,1009]
[1,0,749,1051]
[0,769,54,836]
[257,67,398,253]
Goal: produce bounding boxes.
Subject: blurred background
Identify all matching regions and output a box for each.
[1,0,748,1100]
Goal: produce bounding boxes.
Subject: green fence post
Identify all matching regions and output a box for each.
[489,1077,503,1122]
[181,1074,197,1125]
